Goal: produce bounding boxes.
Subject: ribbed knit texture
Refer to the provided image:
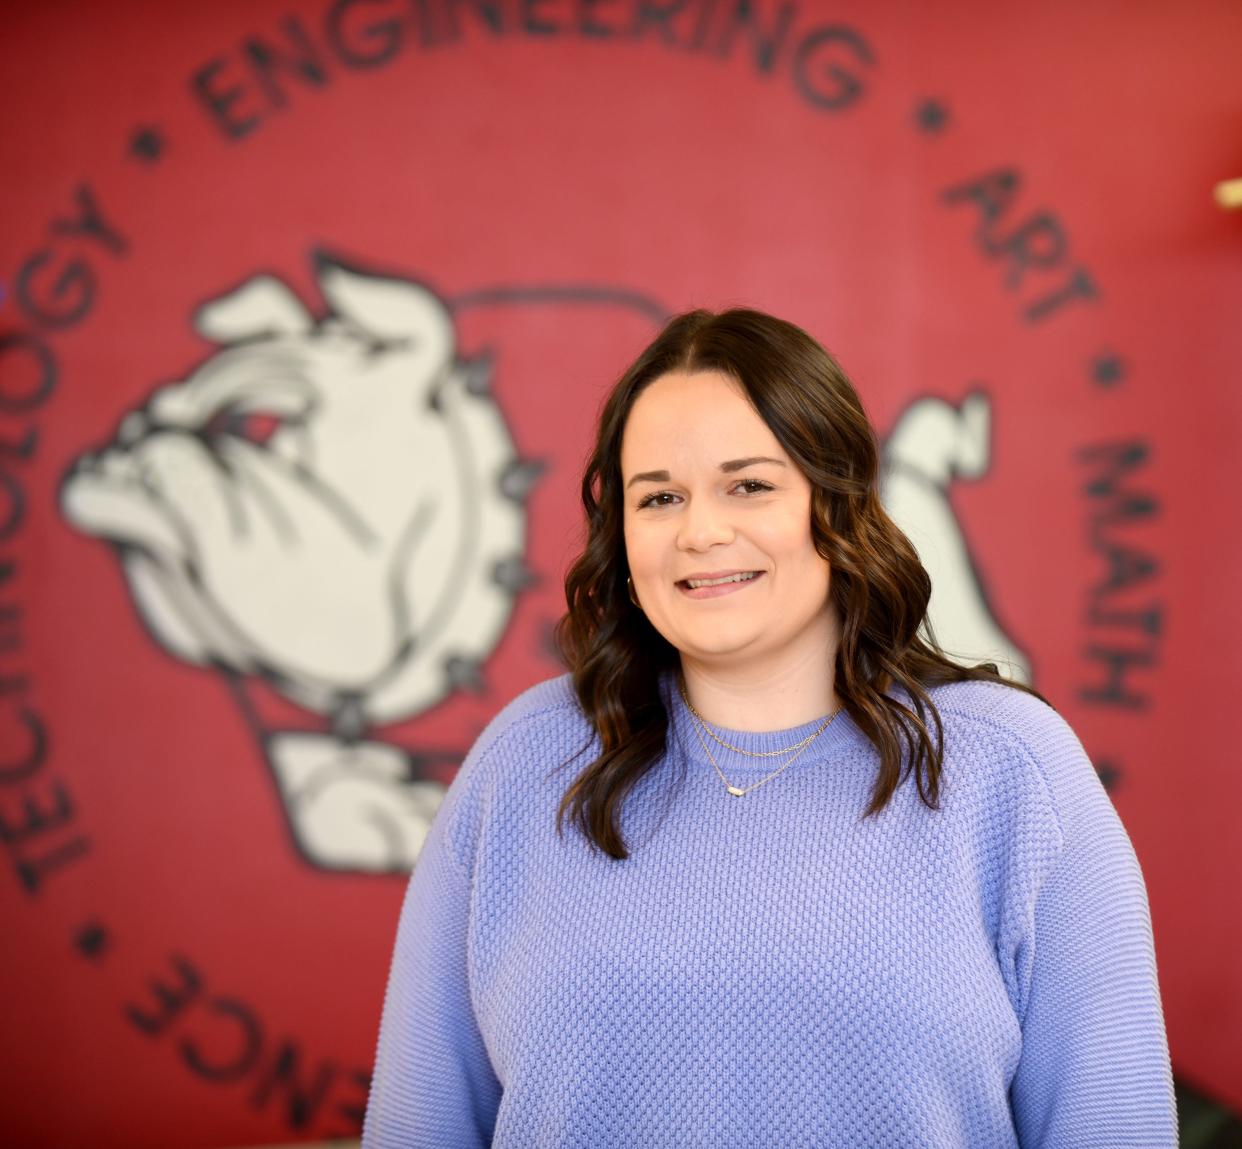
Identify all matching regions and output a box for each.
[362,671,1176,1148]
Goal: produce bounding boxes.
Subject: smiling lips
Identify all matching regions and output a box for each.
[676,570,765,599]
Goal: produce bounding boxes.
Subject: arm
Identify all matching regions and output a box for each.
[1008,727,1177,1148]
[362,799,502,1148]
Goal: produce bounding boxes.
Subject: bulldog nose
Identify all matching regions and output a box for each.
[118,411,150,446]
[100,446,141,481]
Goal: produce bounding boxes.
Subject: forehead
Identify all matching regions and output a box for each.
[620,371,782,464]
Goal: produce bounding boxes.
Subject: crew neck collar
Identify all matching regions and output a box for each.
[659,667,862,773]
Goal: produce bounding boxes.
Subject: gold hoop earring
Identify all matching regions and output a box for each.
[627,576,643,610]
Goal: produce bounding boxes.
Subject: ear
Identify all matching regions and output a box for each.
[315,254,454,364]
[194,275,314,342]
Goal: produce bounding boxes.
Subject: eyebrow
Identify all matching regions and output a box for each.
[625,456,787,488]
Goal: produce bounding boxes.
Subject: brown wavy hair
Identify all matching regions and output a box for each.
[553,308,1048,860]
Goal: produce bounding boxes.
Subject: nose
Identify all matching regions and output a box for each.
[676,494,735,552]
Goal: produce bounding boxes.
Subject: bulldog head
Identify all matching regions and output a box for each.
[61,256,533,725]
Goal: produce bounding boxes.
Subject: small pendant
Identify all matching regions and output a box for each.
[726,785,746,796]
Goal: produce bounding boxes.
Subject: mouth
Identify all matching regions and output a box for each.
[676,570,765,598]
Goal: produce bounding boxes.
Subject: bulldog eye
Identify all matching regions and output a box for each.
[204,408,284,447]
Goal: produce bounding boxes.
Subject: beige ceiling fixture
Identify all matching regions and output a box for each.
[1214,178,1242,209]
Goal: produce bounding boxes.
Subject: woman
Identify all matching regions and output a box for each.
[362,310,1176,1148]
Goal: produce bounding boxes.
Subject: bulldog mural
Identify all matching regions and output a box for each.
[60,256,535,873]
[59,253,1027,877]
[882,389,1031,684]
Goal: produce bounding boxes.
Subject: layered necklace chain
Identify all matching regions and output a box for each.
[678,679,841,797]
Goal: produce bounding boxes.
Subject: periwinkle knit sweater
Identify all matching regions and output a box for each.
[363,671,1176,1148]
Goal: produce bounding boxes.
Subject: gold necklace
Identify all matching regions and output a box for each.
[679,683,840,796]
[678,680,832,757]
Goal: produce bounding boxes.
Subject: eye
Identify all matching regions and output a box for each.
[635,490,679,509]
[735,479,774,495]
[204,408,285,447]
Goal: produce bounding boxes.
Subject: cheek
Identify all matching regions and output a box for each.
[622,518,658,576]
[625,522,682,590]
[752,507,816,560]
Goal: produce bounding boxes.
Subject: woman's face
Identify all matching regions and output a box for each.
[620,370,839,674]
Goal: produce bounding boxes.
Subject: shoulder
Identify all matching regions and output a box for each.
[922,678,1108,842]
[436,673,596,862]
[925,678,1071,756]
[468,672,594,767]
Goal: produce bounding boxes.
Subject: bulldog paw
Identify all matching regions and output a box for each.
[267,732,447,872]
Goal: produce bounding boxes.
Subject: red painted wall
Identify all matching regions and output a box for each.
[1,0,1239,1143]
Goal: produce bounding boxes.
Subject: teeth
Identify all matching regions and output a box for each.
[686,572,758,589]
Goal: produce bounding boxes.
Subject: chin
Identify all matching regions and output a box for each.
[672,630,762,661]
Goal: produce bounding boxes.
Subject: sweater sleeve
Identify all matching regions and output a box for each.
[1006,712,1177,1149]
[361,776,502,1148]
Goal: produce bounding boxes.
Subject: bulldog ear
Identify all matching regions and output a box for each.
[315,256,454,363]
[194,275,314,343]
